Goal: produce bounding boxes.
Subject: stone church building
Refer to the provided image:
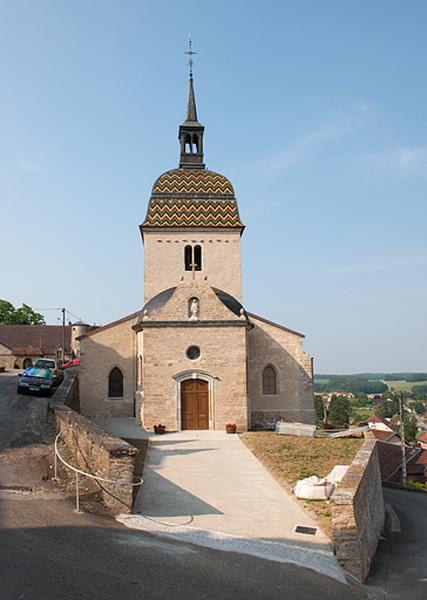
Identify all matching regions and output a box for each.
[79,72,315,431]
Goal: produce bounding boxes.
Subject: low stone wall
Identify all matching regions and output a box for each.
[331,432,385,582]
[51,371,138,514]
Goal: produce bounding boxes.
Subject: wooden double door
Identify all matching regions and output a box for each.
[181,379,209,430]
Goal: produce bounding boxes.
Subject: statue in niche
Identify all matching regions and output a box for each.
[189,297,199,321]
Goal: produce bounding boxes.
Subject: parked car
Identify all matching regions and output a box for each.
[17,367,56,396]
[33,358,64,385]
[61,359,80,369]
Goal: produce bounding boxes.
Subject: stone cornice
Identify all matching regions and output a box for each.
[133,320,252,332]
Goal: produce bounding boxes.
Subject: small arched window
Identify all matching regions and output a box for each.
[192,133,199,154]
[184,245,193,271]
[194,245,202,271]
[109,367,123,398]
[262,365,277,395]
[184,133,192,154]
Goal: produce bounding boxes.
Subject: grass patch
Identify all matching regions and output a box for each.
[240,432,363,538]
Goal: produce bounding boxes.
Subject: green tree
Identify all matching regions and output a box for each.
[413,401,425,415]
[0,300,16,324]
[314,395,325,427]
[404,415,417,442]
[328,395,350,428]
[0,300,45,325]
[379,395,400,418]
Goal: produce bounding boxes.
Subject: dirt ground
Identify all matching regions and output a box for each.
[240,432,363,538]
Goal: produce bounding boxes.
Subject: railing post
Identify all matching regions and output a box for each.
[75,471,82,513]
[53,446,58,481]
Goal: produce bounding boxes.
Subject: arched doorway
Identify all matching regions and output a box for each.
[181,379,209,430]
[23,358,33,369]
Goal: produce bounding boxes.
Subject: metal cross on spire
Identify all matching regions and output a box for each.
[185,34,196,76]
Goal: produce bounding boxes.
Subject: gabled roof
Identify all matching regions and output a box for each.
[368,413,395,431]
[370,429,399,443]
[77,312,139,340]
[376,441,418,482]
[247,313,305,338]
[0,325,71,354]
[12,347,44,357]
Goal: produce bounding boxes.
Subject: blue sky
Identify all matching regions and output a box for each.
[1,1,426,373]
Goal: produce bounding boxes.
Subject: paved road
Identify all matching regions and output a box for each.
[0,371,53,449]
[0,370,370,600]
[0,495,369,600]
[368,487,427,599]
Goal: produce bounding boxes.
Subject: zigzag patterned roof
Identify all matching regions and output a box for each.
[152,169,234,197]
[143,168,243,229]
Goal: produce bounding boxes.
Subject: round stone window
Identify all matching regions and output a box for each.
[186,345,201,360]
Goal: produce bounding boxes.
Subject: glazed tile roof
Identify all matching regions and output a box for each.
[143,168,243,229]
[152,169,235,196]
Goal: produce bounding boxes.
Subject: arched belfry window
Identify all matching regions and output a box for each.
[262,365,277,395]
[184,245,202,272]
[194,245,202,271]
[185,245,193,271]
[109,367,123,398]
[184,133,192,154]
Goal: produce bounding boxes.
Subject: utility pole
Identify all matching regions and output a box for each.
[398,391,407,487]
[61,307,66,364]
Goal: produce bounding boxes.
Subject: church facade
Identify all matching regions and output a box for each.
[79,72,315,431]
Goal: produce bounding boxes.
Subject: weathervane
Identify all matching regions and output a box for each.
[185,34,196,76]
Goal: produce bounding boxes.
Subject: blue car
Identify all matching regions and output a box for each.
[17,367,55,396]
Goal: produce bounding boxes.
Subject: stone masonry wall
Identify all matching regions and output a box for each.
[331,432,385,582]
[141,324,248,431]
[54,403,138,514]
[248,315,315,426]
[143,230,242,303]
[79,315,137,418]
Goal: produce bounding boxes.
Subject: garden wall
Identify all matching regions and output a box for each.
[51,371,138,514]
[331,432,385,582]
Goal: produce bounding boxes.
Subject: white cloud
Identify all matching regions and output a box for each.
[366,145,427,176]
[264,106,370,172]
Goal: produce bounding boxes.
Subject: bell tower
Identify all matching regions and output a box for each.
[179,39,205,169]
[141,39,244,303]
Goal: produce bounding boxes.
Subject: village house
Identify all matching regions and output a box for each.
[0,323,91,369]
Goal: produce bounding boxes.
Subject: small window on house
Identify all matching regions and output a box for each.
[262,365,277,395]
[185,245,193,271]
[109,367,123,398]
[194,245,202,271]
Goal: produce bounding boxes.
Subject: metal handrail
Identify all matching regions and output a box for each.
[54,425,143,512]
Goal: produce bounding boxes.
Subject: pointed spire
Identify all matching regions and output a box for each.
[186,73,198,123]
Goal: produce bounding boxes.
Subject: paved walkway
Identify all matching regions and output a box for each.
[116,430,346,582]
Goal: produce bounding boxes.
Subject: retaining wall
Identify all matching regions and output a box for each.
[331,432,385,582]
[51,371,138,514]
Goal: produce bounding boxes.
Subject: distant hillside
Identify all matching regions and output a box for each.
[316,373,427,381]
[314,373,427,395]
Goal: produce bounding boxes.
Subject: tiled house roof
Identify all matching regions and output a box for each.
[368,413,395,431]
[0,325,71,354]
[142,169,243,229]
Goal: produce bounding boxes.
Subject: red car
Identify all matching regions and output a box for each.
[61,359,81,369]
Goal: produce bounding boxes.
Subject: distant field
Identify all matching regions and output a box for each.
[385,380,427,392]
[314,378,330,384]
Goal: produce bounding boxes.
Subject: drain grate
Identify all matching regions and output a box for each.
[295,525,317,535]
